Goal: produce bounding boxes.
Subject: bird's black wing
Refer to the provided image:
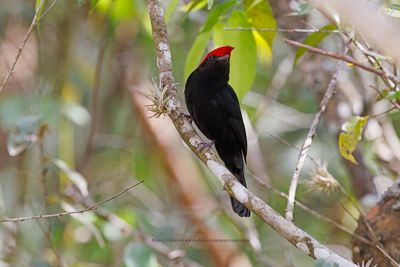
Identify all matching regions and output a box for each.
[217,83,247,159]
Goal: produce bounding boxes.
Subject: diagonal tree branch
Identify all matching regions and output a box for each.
[284,39,400,85]
[146,0,357,265]
[285,46,348,221]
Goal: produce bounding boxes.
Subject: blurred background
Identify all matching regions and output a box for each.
[1,0,400,266]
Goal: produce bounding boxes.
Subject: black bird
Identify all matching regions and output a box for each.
[184,46,250,217]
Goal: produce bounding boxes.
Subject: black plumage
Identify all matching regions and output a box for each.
[184,46,250,217]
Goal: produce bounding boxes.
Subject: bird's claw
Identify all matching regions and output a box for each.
[196,141,215,152]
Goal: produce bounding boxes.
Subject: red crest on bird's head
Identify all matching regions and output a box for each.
[200,46,234,65]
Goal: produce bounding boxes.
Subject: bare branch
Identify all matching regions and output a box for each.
[0,0,46,94]
[284,39,400,85]
[224,26,340,33]
[285,45,347,221]
[147,0,357,265]
[0,180,144,223]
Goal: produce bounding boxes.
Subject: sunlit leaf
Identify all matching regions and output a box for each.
[180,0,208,13]
[252,28,272,64]
[244,0,276,46]
[124,242,161,267]
[95,0,136,22]
[213,10,257,100]
[6,115,42,156]
[184,1,235,79]
[295,24,337,63]
[54,159,89,197]
[338,116,369,164]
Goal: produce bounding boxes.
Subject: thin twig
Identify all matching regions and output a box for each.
[0,0,46,94]
[224,26,340,33]
[0,180,144,223]
[369,107,397,118]
[284,39,400,85]
[285,44,348,221]
[376,245,400,267]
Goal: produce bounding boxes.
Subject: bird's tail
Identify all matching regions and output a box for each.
[229,167,251,217]
[216,148,250,217]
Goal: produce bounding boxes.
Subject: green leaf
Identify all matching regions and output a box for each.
[201,0,235,33]
[244,0,276,46]
[91,0,100,8]
[124,242,160,267]
[338,116,369,164]
[95,0,136,22]
[184,1,235,79]
[213,10,257,100]
[165,0,180,22]
[295,24,337,63]
[184,32,212,80]
[35,0,46,28]
[376,89,400,101]
[180,0,208,13]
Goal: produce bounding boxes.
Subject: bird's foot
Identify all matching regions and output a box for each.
[179,112,192,123]
[196,141,215,152]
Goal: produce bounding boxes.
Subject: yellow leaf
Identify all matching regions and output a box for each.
[338,116,369,164]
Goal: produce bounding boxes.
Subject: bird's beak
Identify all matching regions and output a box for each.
[217,55,230,61]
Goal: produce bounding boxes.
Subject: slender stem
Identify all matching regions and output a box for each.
[223,26,340,33]
[285,44,348,221]
[284,39,400,84]
[0,180,144,223]
[0,0,46,94]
